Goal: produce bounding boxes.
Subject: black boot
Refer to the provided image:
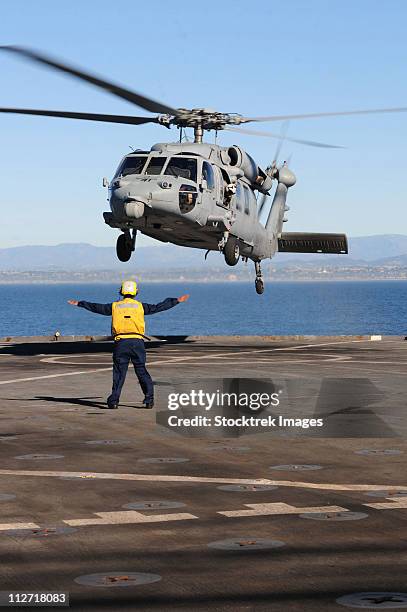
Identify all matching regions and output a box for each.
[106,397,119,409]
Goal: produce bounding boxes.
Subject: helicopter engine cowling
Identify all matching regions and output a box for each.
[227,146,259,183]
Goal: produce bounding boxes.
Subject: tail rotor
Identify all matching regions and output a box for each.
[257,121,291,222]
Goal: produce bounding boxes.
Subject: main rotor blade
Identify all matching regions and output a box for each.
[273,120,290,162]
[257,193,269,217]
[0,46,179,116]
[0,107,161,125]
[241,107,407,123]
[225,126,343,149]
[0,107,161,126]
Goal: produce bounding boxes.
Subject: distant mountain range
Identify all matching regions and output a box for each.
[0,235,407,271]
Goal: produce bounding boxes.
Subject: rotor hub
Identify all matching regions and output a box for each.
[171,108,244,131]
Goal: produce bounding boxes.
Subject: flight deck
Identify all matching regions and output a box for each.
[0,335,406,611]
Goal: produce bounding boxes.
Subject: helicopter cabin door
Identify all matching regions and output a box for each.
[213,166,225,207]
[201,161,217,210]
[237,183,256,246]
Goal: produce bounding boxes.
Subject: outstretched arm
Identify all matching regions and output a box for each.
[68,300,112,316]
[142,294,189,316]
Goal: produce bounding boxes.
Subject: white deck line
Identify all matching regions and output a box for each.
[0,469,405,492]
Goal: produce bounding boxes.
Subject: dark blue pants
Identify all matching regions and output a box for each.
[107,338,154,405]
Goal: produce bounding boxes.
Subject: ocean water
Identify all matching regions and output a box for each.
[0,281,406,337]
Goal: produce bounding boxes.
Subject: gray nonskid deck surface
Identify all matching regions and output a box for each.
[0,336,406,611]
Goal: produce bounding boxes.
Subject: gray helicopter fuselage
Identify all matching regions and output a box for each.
[106,142,277,262]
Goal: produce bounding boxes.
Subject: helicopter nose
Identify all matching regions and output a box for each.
[110,187,146,219]
[111,185,130,202]
[110,186,128,216]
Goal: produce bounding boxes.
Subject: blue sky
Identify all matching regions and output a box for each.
[1,0,407,247]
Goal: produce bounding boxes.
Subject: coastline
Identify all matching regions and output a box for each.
[0,277,406,285]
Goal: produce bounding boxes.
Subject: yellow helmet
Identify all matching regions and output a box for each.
[120,280,138,296]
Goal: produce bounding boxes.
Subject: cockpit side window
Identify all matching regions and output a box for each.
[165,157,197,182]
[243,185,251,215]
[235,183,242,211]
[145,157,167,175]
[249,187,257,211]
[117,156,147,177]
[202,161,215,190]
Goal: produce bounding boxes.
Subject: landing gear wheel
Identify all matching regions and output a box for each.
[255,278,264,295]
[116,233,132,262]
[224,236,240,266]
[254,261,264,295]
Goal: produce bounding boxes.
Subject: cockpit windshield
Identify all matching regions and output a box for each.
[145,157,166,175]
[117,156,147,177]
[165,157,197,182]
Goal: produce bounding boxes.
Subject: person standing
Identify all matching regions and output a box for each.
[68,280,189,409]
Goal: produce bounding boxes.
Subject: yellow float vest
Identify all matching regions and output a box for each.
[111,298,145,341]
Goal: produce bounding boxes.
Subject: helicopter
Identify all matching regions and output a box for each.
[2,47,407,294]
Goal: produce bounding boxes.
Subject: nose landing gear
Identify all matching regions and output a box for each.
[116,229,136,262]
[254,261,264,294]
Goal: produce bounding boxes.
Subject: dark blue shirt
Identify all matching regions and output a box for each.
[77,297,179,316]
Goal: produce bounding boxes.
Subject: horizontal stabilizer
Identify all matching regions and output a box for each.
[278,233,348,254]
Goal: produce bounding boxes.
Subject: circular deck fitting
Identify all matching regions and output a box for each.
[336,592,407,608]
[123,500,186,510]
[365,490,407,498]
[138,457,190,464]
[74,572,161,588]
[208,537,285,551]
[15,453,64,460]
[355,449,403,456]
[85,439,132,446]
[5,526,76,538]
[269,464,323,471]
[217,484,278,492]
[300,511,368,521]
[0,494,16,501]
